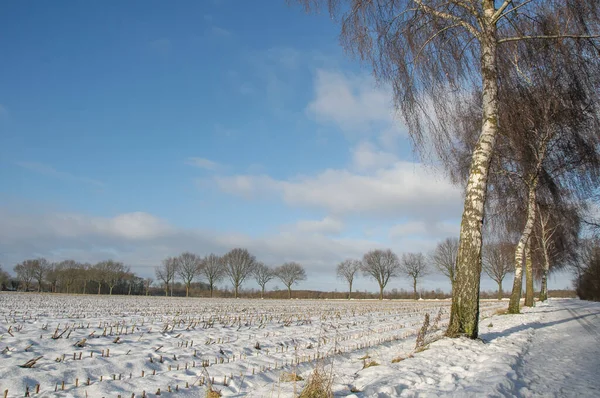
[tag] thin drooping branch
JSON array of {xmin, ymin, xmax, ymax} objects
[{"xmin": 498, "ymin": 34, "xmax": 600, "ymax": 44}]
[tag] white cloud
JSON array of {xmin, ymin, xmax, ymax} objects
[
  {"xmin": 351, "ymin": 141, "xmax": 398, "ymax": 171},
  {"xmin": 0, "ymin": 208, "xmax": 375, "ymax": 279},
  {"xmin": 215, "ymin": 161, "xmax": 462, "ymax": 221},
  {"xmin": 293, "ymin": 217, "xmax": 344, "ymax": 235},
  {"xmin": 16, "ymin": 162, "xmax": 104, "ymax": 188},
  {"xmin": 389, "ymin": 221, "xmax": 459, "ymax": 240},
  {"xmin": 186, "ymin": 157, "xmax": 220, "ymax": 171},
  {"xmin": 306, "ymin": 69, "xmax": 404, "ymax": 137},
  {"xmin": 0, "ymin": 211, "xmax": 171, "ymax": 242}
]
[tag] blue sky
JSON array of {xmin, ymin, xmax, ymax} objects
[{"xmin": 0, "ymin": 0, "xmax": 573, "ymax": 293}]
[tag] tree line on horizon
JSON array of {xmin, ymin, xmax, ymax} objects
[{"xmin": 3, "ymin": 238, "xmax": 590, "ymax": 300}]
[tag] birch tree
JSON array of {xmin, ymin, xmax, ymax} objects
[
  {"xmin": 431, "ymin": 238, "xmax": 459, "ymax": 289},
  {"xmin": 275, "ymin": 262, "xmax": 307, "ymax": 299},
  {"xmin": 336, "ymin": 259, "xmax": 362, "ymax": 299},
  {"xmin": 223, "ymin": 248, "xmax": 256, "ymax": 298},
  {"xmin": 253, "ymin": 262, "xmax": 274, "ymax": 299},
  {"xmin": 175, "ymin": 252, "xmax": 203, "ymax": 297},
  {"xmin": 361, "ymin": 249, "xmax": 400, "ymax": 300},
  {"xmin": 201, "ymin": 254, "xmax": 225, "ymax": 298},
  {"xmin": 295, "ymin": 0, "xmax": 600, "ymax": 338}
]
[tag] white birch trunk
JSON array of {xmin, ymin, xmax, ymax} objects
[
  {"xmin": 447, "ymin": 4, "xmax": 498, "ymax": 338},
  {"xmin": 524, "ymin": 242, "xmax": 534, "ymax": 307},
  {"xmin": 508, "ymin": 183, "xmax": 539, "ymax": 313}
]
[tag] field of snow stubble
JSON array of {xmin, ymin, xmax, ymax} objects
[{"xmin": 0, "ymin": 293, "xmax": 507, "ymax": 397}]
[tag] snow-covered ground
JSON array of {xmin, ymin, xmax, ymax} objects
[{"xmin": 0, "ymin": 294, "xmax": 597, "ymax": 397}]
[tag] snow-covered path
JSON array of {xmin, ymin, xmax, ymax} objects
[{"xmin": 516, "ymin": 299, "xmax": 600, "ymax": 397}]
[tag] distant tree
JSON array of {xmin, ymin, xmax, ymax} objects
[
  {"xmin": 401, "ymin": 253, "xmax": 429, "ymax": 300},
  {"xmin": 122, "ymin": 271, "xmax": 138, "ymax": 295},
  {"xmin": 483, "ymin": 243, "xmax": 514, "ymax": 300},
  {"xmin": 431, "ymin": 238, "xmax": 459, "ymax": 289},
  {"xmin": 201, "ymin": 254, "xmax": 224, "ymax": 298},
  {"xmin": 144, "ymin": 278, "xmax": 153, "ymax": 296},
  {"xmin": 32, "ymin": 258, "xmax": 50, "ymax": 292},
  {"xmin": 336, "ymin": 259, "xmax": 361, "ymax": 299},
  {"xmin": 274, "ymin": 262, "xmax": 306, "ymax": 299},
  {"xmin": 78, "ymin": 263, "xmax": 93, "ymax": 295},
  {"xmin": 253, "ymin": 262, "xmax": 274, "ymax": 299},
  {"xmin": 46, "ymin": 263, "xmax": 60, "ymax": 293},
  {"xmin": 14, "ymin": 260, "xmax": 37, "ymax": 291},
  {"xmin": 0, "ymin": 265, "xmax": 10, "ymax": 290},
  {"xmin": 361, "ymin": 249, "xmax": 400, "ymax": 300},
  {"xmin": 223, "ymin": 248, "xmax": 257, "ymax": 298},
  {"xmin": 175, "ymin": 252, "xmax": 203, "ymax": 297},
  {"xmin": 156, "ymin": 257, "xmax": 178, "ymax": 297},
  {"xmin": 56, "ymin": 260, "xmax": 79, "ymax": 294},
  {"xmin": 97, "ymin": 260, "xmax": 126, "ymax": 295}
]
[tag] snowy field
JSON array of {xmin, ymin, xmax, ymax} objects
[{"xmin": 1, "ymin": 294, "xmax": 598, "ymax": 397}]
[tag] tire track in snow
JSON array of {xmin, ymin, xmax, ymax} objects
[{"xmin": 564, "ymin": 305, "xmax": 600, "ymax": 343}]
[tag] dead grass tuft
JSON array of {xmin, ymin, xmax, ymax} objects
[
  {"xmin": 298, "ymin": 367, "xmax": 332, "ymax": 398},
  {"xmin": 494, "ymin": 308, "xmax": 508, "ymax": 316},
  {"xmin": 279, "ymin": 372, "xmax": 303, "ymax": 382},
  {"xmin": 391, "ymin": 353, "xmax": 414, "ymax": 363},
  {"xmin": 206, "ymin": 388, "xmax": 222, "ymax": 398},
  {"xmin": 362, "ymin": 360, "xmax": 379, "ymax": 369}
]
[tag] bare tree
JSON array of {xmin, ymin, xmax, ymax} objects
[
  {"xmin": 361, "ymin": 249, "xmax": 400, "ymax": 300},
  {"xmin": 46, "ymin": 263, "xmax": 60, "ymax": 293},
  {"xmin": 0, "ymin": 265, "xmax": 10, "ymax": 290},
  {"xmin": 78, "ymin": 263, "xmax": 93, "ymax": 295},
  {"xmin": 156, "ymin": 257, "xmax": 178, "ymax": 297},
  {"xmin": 201, "ymin": 254, "xmax": 224, "ymax": 298},
  {"xmin": 175, "ymin": 252, "xmax": 203, "ymax": 297},
  {"xmin": 401, "ymin": 253, "xmax": 429, "ymax": 300},
  {"xmin": 14, "ymin": 260, "xmax": 36, "ymax": 291},
  {"xmin": 483, "ymin": 243, "xmax": 514, "ymax": 300},
  {"xmin": 430, "ymin": 238, "xmax": 459, "ymax": 289},
  {"xmin": 274, "ymin": 262, "xmax": 307, "ymax": 299},
  {"xmin": 296, "ymin": 0, "xmax": 600, "ymax": 338},
  {"xmin": 253, "ymin": 262, "xmax": 274, "ymax": 299},
  {"xmin": 97, "ymin": 260, "xmax": 126, "ymax": 295},
  {"xmin": 223, "ymin": 248, "xmax": 256, "ymax": 298},
  {"xmin": 56, "ymin": 260, "xmax": 79, "ymax": 294},
  {"xmin": 336, "ymin": 259, "xmax": 361, "ymax": 299},
  {"xmin": 31, "ymin": 258, "xmax": 49, "ymax": 292},
  {"xmin": 144, "ymin": 278, "xmax": 153, "ymax": 296}
]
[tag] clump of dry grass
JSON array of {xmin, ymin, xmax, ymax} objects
[
  {"xmin": 495, "ymin": 308, "xmax": 509, "ymax": 316},
  {"xmin": 362, "ymin": 359, "xmax": 379, "ymax": 369},
  {"xmin": 298, "ymin": 367, "xmax": 333, "ymax": 398},
  {"xmin": 205, "ymin": 388, "xmax": 221, "ymax": 398},
  {"xmin": 279, "ymin": 372, "xmax": 303, "ymax": 382},
  {"xmin": 391, "ymin": 353, "xmax": 414, "ymax": 363}
]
